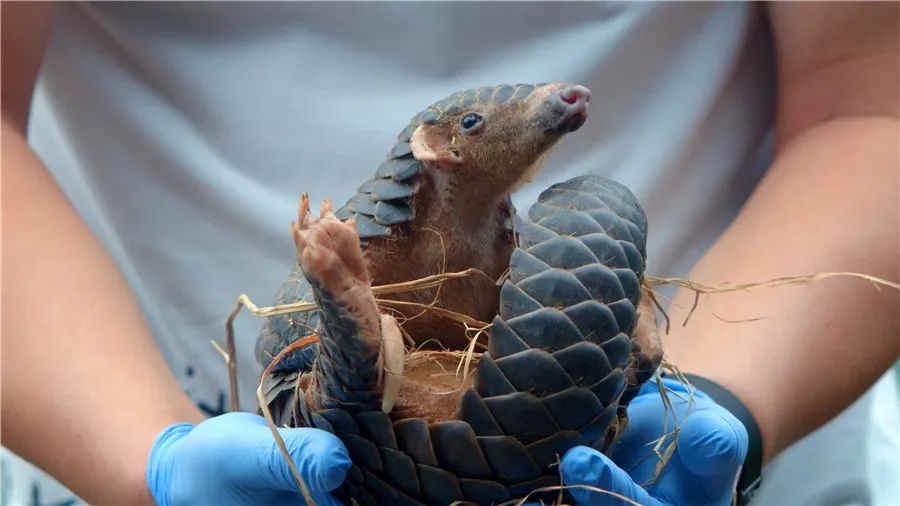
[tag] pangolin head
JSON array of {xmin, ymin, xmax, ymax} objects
[{"xmin": 408, "ymin": 83, "xmax": 591, "ymax": 192}]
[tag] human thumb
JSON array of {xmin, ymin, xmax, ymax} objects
[
  {"xmin": 257, "ymin": 424, "xmax": 351, "ymax": 495},
  {"xmin": 561, "ymin": 446, "xmax": 666, "ymax": 506}
]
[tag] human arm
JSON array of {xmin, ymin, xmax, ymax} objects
[
  {"xmin": 2, "ymin": 3, "xmax": 203, "ymax": 503},
  {"xmin": 562, "ymin": 2, "xmax": 898, "ymax": 503},
  {"xmin": 664, "ymin": 1, "xmax": 899, "ymax": 460},
  {"xmin": 1, "ymin": 3, "xmax": 349, "ymax": 504}
]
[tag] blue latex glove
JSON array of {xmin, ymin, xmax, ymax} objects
[
  {"xmin": 561, "ymin": 378, "xmax": 749, "ymax": 506},
  {"xmin": 147, "ymin": 412, "xmax": 350, "ymax": 506}
]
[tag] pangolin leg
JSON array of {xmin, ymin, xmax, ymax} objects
[{"xmin": 293, "ymin": 198, "xmax": 385, "ymax": 412}]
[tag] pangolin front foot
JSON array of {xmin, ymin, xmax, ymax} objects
[
  {"xmin": 293, "ymin": 194, "xmax": 380, "ymax": 345},
  {"xmin": 293, "ymin": 194, "xmax": 399, "ymax": 412}
]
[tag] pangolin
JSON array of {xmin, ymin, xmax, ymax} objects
[{"xmin": 255, "ymin": 83, "xmax": 662, "ymax": 505}]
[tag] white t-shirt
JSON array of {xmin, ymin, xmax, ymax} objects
[{"xmin": 3, "ymin": 3, "xmax": 897, "ymax": 505}]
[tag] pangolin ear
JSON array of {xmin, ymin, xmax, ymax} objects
[{"xmin": 410, "ymin": 125, "xmax": 463, "ymax": 168}]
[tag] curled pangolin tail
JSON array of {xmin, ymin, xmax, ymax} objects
[{"xmin": 459, "ymin": 174, "xmax": 652, "ymax": 454}]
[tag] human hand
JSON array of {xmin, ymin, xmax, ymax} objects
[
  {"xmin": 561, "ymin": 378, "xmax": 749, "ymax": 506},
  {"xmin": 147, "ymin": 412, "xmax": 350, "ymax": 506}
]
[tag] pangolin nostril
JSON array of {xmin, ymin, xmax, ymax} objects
[{"xmin": 559, "ymin": 85, "xmax": 591, "ymax": 105}]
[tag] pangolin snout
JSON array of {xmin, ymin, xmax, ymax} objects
[
  {"xmin": 558, "ymin": 84, "xmax": 591, "ymax": 105},
  {"xmin": 550, "ymin": 84, "xmax": 591, "ymax": 133}
]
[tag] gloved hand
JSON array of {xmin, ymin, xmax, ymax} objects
[
  {"xmin": 147, "ymin": 412, "xmax": 350, "ymax": 506},
  {"xmin": 561, "ymin": 378, "xmax": 749, "ymax": 506}
]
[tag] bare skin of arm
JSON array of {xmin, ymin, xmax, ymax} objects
[
  {"xmin": 665, "ymin": 2, "xmax": 900, "ymax": 461},
  {"xmin": 1, "ymin": 3, "xmax": 204, "ymax": 504}
]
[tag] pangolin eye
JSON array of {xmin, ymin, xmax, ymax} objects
[{"xmin": 460, "ymin": 113, "xmax": 484, "ymax": 134}]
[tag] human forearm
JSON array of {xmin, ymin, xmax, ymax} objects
[
  {"xmin": 1, "ymin": 123, "xmax": 205, "ymax": 504},
  {"xmin": 664, "ymin": 115, "xmax": 899, "ymax": 460}
]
